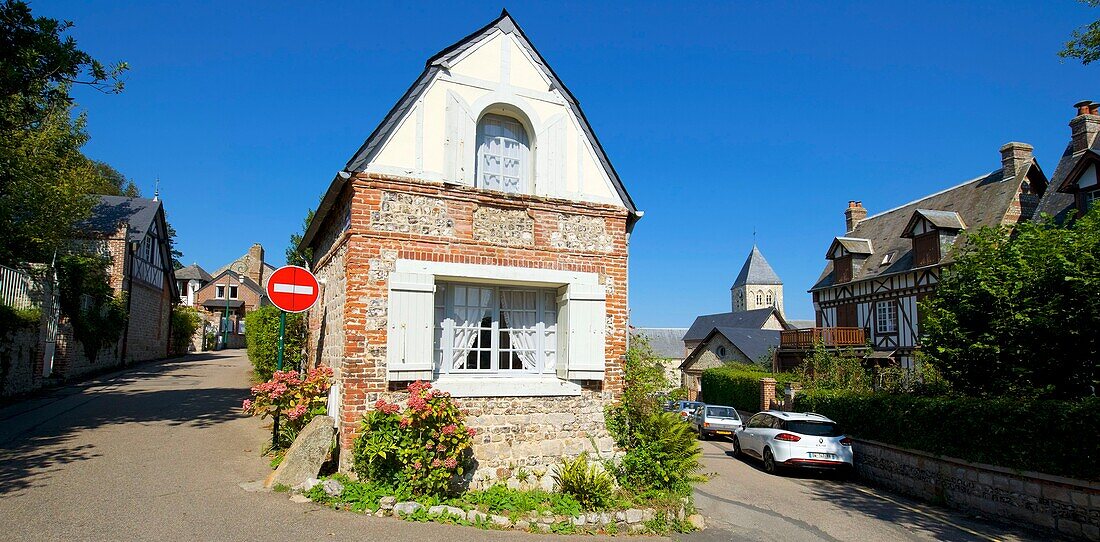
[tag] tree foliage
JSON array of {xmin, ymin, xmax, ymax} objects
[
  {"xmin": 286, "ymin": 208, "xmax": 315, "ymax": 268},
  {"xmin": 920, "ymin": 212, "xmax": 1100, "ymax": 398},
  {"xmin": 1060, "ymin": 0, "xmax": 1100, "ymax": 65},
  {"xmin": 0, "ymin": 1, "xmax": 129, "ymax": 265}
]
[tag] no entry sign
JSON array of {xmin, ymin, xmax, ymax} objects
[{"xmin": 266, "ymin": 265, "xmax": 320, "ymax": 313}]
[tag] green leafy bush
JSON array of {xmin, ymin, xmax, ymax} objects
[
  {"xmin": 244, "ymin": 305, "xmax": 305, "ymax": 380},
  {"xmin": 611, "ymin": 412, "xmax": 702, "ymax": 495},
  {"xmin": 551, "ymin": 453, "xmax": 614, "ymax": 511},
  {"xmin": 56, "ymin": 253, "xmax": 126, "ymax": 360},
  {"xmin": 0, "ymin": 304, "xmax": 40, "ymax": 337},
  {"xmin": 605, "ymin": 337, "xmax": 703, "ymax": 496},
  {"xmin": 796, "ymin": 390, "xmax": 1100, "ymax": 480},
  {"xmin": 921, "ymin": 212, "xmax": 1100, "ymax": 399},
  {"xmin": 458, "ymin": 483, "xmax": 582, "ymax": 517},
  {"xmin": 699, "ymin": 364, "xmax": 799, "ymax": 412},
  {"xmin": 352, "ymin": 381, "xmax": 475, "ymax": 497},
  {"xmin": 170, "ymin": 305, "xmax": 201, "ymax": 354},
  {"xmin": 797, "ymin": 344, "xmax": 871, "ymax": 392}
]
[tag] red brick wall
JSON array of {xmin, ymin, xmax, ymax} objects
[{"xmin": 308, "ymin": 173, "xmax": 631, "ymax": 456}]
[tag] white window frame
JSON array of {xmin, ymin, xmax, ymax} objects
[
  {"xmin": 434, "ymin": 282, "xmax": 557, "ymax": 376},
  {"xmin": 215, "ymin": 285, "xmax": 226, "ymax": 299},
  {"xmin": 876, "ymin": 300, "xmax": 898, "ymax": 334},
  {"xmin": 475, "ymin": 114, "xmax": 531, "ymax": 194},
  {"xmin": 1085, "ymin": 189, "xmax": 1099, "ymax": 209}
]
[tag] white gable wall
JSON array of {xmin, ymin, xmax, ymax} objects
[{"xmin": 367, "ymin": 31, "xmax": 624, "ymax": 208}]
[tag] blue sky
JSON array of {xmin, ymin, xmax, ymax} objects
[{"xmin": 39, "ymin": 0, "xmax": 1100, "ymax": 325}]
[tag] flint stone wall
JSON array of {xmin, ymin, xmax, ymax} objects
[
  {"xmin": 853, "ymin": 438, "xmax": 1099, "ymax": 541},
  {"xmin": 368, "ymin": 390, "xmax": 618, "ymax": 489},
  {"xmin": 549, "ymin": 215, "xmax": 613, "ymax": 253},
  {"xmin": 473, "ymin": 206, "xmax": 534, "ymax": 247},
  {"xmin": 370, "ymin": 191, "xmax": 454, "ymax": 237}
]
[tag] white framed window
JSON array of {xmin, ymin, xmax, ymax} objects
[
  {"xmin": 476, "ymin": 114, "xmax": 530, "ymax": 194},
  {"xmin": 876, "ymin": 300, "xmax": 898, "ymax": 334},
  {"xmin": 1085, "ymin": 189, "xmax": 1099, "ymax": 210},
  {"xmin": 215, "ymin": 285, "xmax": 226, "ymax": 299},
  {"xmin": 434, "ymin": 282, "xmax": 556, "ymax": 375}
]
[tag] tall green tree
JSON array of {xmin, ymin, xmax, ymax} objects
[
  {"xmin": 0, "ymin": 0, "xmax": 128, "ymax": 265},
  {"xmin": 920, "ymin": 211, "xmax": 1100, "ymax": 399},
  {"xmin": 285, "ymin": 208, "xmax": 315, "ymax": 268},
  {"xmin": 1060, "ymin": 0, "xmax": 1100, "ymax": 65}
]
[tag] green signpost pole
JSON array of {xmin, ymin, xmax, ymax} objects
[{"xmin": 272, "ymin": 310, "xmax": 286, "ymax": 449}]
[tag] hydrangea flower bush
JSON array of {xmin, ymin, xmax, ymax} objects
[
  {"xmin": 352, "ymin": 381, "xmax": 475, "ymax": 496},
  {"xmin": 242, "ymin": 366, "xmax": 333, "ymax": 447}
]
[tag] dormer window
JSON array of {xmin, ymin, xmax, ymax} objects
[
  {"xmin": 827, "ymin": 237, "xmax": 873, "ymax": 284},
  {"xmin": 476, "ymin": 114, "xmax": 530, "ymax": 194},
  {"xmin": 902, "ymin": 210, "xmax": 965, "ymax": 268}
]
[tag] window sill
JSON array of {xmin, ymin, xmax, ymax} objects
[{"xmin": 432, "ymin": 375, "xmax": 582, "ymax": 397}]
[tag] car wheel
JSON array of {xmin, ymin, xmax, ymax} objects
[
  {"xmin": 763, "ymin": 448, "xmax": 778, "ymax": 475},
  {"xmin": 732, "ymin": 436, "xmax": 742, "ymax": 456}
]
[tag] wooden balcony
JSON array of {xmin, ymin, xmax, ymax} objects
[{"xmin": 779, "ymin": 327, "xmax": 866, "ymax": 350}]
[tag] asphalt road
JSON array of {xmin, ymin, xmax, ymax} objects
[
  {"xmin": 684, "ymin": 437, "xmax": 1051, "ymax": 542},
  {"xmin": 0, "ymin": 351, "xmax": 1052, "ymax": 542}
]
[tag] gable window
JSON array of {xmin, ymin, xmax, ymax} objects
[
  {"xmin": 476, "ymin": 114, "xmax": 530, "ymax": 194},
  {"xmin": 229, "ymin": 285, "xmax": 239, "ymax": 299},
  {"xmin": 716, "ymin": 345, "xmax": 727, "ymax": 358},
  {"xmin": 755, "ymin": 292, "xmax": 762, "ymax": 305},
  {"xmin": 876, "ymin": 301, "xmax": 898, "ymax": 334},
  {"xmin": 1084, "ymin": 189, "xmax": 1100, "ymax": 213},
  {"xmin": 434, "ymin": 283, "xmax": 556, "ymax": 374},
  {"xmin": 215, "ymin": 285, "xmax": 226, "ymax": 299},
  {"xmin": 766, "ymin": 291, "xmax": 773, "ymax": 305},
  {"xmin": 913, "ymin": 232, "xmax": 940, "ymax": 267}
]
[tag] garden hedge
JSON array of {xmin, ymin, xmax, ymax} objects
[
  {"xmin": 244, "ymin": 305, "xmax": 305, "ymax": 380},
  {"xmin": 795, "ymin": 390, "xmax": 1100, "ymax": 480},
  {"xmin": 699, "ymin": 366, "xmax": 800, "ymax": 413}
]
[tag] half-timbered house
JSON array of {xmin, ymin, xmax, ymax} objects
[{"xmin": 778, "ymin": 143, "xmax": 1049, "ymax": 369}]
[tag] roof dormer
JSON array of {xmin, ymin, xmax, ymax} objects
[
  {"xmin": 901, "ymin": 209, "xmax": 965, "ymax": 267},
  {"xmin": 826, "ymin": 237, "xmax": 872, "ymax": 283},
  {"xmin": 1055, "ymin": 150, "xmax": 1100, "ymax": 217}
]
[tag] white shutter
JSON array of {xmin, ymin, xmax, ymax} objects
[
  {"xmin": 535, "ymin": 114, "xmax": 566, "ymax": 196},
  {"xmin": 556, "ymin": 283, "xmax": 606, "ymax": 381},
  {"xmin": 386, "ymin": 272, "xmax": 436, "ymax": 381},
  {"xmin": 444, "ymin": 91, "xmax": 476, "ymax": 186}
]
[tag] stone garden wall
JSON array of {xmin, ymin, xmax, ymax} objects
[{"xmin": 853, "ymin": 438, "xmax": 1099, "ymax": 541}]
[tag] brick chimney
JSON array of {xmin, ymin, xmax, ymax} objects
[
  {"xmin": 999, "ymin": 142, "xmax": 1033, "ymax": 181},
  {"xmin": 247, "ymin": 243, "xmax": 264, "ymax": 285},
  {"xmin": 1071, "ymin": 100, "xmax": 1100, "ymax": 153},
  {"xmin": 845, "ymin": 201, "xmax": 866, "ymax": 232}
]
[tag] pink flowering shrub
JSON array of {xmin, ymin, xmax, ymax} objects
[
  {"xmin": 352, "ymin": 381, "xmax": 475, "ymax": 496},
  {"xmin": 242, "ymin": 366, "xmax": 333, "ymax": 448}
]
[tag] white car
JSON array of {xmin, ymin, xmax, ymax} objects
[
  {"xmin": 733, "ymin": 411, "xmax": 853, "ymax": 474},
  {"xmin": 689, "ymin": 404, "xmax": 743, "ymax": 440}
]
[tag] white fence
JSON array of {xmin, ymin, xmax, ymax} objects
[{"xmin": 0, "ymin": 264, "xmax": 39, "ymax": 310}]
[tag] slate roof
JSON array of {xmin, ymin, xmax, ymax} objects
[
  {"xmin": 176, "ymin": 264, "xmax": 212, "ymax": 282},
  {"xmin": 631, "ymin": 328, "xmax": 689, "ymax": 359},
  {"xmin": 811, "ymin": 164, "xmax": 1037, "ymax": 291},
  {"xmin": 713, "ymin": 327, "xmax": 781, "ymax": 363},
  {"xmin": 788, "ymin": 319, "xmax": 816, "ymax": 330},
  {"xmin": 828, "ymin": 237, "xmax": 874, "ymax": 257},
  {"xmin": 84, "ymin": 196, "xmax": 162, "ymax": 242},
  {"xmin": 911, "ymin": 209, "xmax": 966, "ymax": 230},
  {"xmin": 1036, "ymin": 139, "xmax": 1100, "ymax": 224},
  {"xmin": 683, "ymin": 308, "xmax": 783, "ymax": 342},
  {"xmin": 302, "ymin": 10, "xmax": 639, "ymax": 249},
  {"xmin": 679, "ymin": 327, "xmax": 781, "ymax": 370},
  {"xmin": 731, "ymin": 245, "xmax": 782, "ymax": 287}
]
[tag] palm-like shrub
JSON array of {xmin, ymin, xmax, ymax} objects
[
  {"xmin": 615, "ymin": 412, "xmax": 701, "ymax": 495},
  {"xmin": 552, "ymin": 453, "xmax": 614, "ymax": 510}
]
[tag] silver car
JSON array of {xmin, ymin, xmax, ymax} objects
[{"xmin": 690, "ymin": 404, "xmax": 743, "ymax": 440}]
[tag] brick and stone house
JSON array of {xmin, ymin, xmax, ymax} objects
[
  {"xmin": 192, "ymin": 244, "xmax": 271, "ymax": 349},
  {"xmin": 1035, "ymin": 100, "xmax": 1100, "ymax": 224},
  {"xmin": 300, "ymin": 11, "xmax": 640, "ymax": 482}
]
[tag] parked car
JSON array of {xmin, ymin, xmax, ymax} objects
[
  {"xmin": 733, "ymin": 411, "xmax": 853, "ymax": 475},
  {"xmin": 668, "ymin": 400, "xmax": 704, "ymax": 418},
  {"xmin": 689, "ymin": 404, "xmax": 743, "ymax": 440}
]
